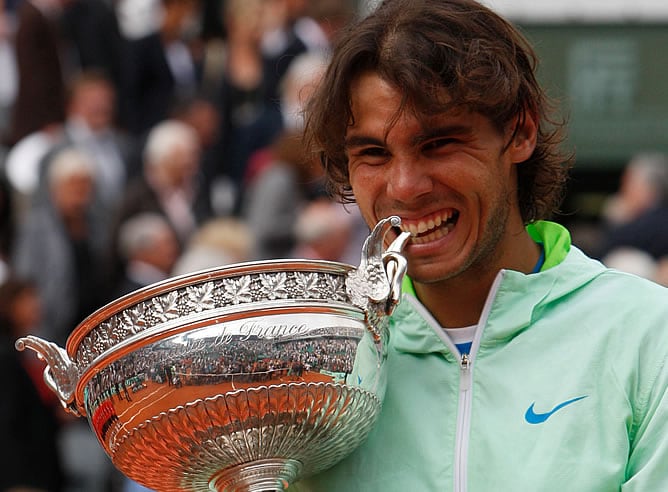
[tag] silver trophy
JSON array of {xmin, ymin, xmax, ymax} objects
[{"xmin": 16, "ymin": 216, "xmax": 410, "ymax": 492}]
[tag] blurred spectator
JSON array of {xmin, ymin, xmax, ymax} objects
[
  {"xmin": 277, "ymin": 50, "xmax": 328, "ymax": 132},
  {"xmin": 118, "ymin": 0, "xmax": 203, "ymax": 136},
  {"xmin": 3, "ymin": 123, "xmax": 64, "ymax": 218},
  {"xmin": 291, "ymin": 198, "xmax": 355, "ymax": 262},
  {"xmin": 170, "ymin": 94, "xmax": 228, "ymax": 214},
  {"xmin": 240, "ymin": 51, "xmax": 329, "ymax": 259},
  {"xmin": 172, "ymin": 216, "xmax": 255, "ymax": 275},
  {"xmin": 0, "ymin": 275, "xmax": 65, "ymax": 492},
  {"xmin": 109, "ymin": 119, "xmax": 212, "ymax": 288},
  {"xmin": 260, "ymin": 0, "xmax": 311, "ymax": 100},
  {"xmin": 206, "ymin": 0, "xmax": 284, "ymax": 207},
  {"xmin": 601, "ymin": 247, "xmax": 658, "ymax": 280},
  {"xmin": 113, "ymin": 212, "xmax": 181, "ymax": 297},
  {"xmin": 597, "ymin": 152, "xmax": 668, "ymax": 261},
  {"xmin": 115, "ymin": 0, "xmax": 162, "ymax": 41},
  {"xmin": 60, "ymin": 0, "xmax": 126, "ymax": 97},
  {"xmin": 6, "ymin": 0, "xmax": 68, "ymax": 146},
  {"xmin": 0, "ymin": 0, "xmax": 18, "ymax": 139},
  {"xmin": 11, "ymin": 146, "xmax": 111, "ymax": 347},
  {"xmin": 241, "ymin": 130, "xmax": 326, "ymax": 259},
  {"xmin": 261, "ymin": 0, "xmax": 355, "ymax": 89},
  {"xmin": 112, "ymin": 119, "xmax": 210, "ymax": 245},
  {"xmin": 36, "ymin": 70, "xmax": 141, "ymax": 225}
]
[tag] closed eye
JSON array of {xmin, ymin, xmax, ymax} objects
[
  {"xmin": 356, "ymin": 146, "xmax": 388, "ymax": 158},
  {"xmin": 422, "ymin": 137, "xmax": 458, "ymax": 152}
]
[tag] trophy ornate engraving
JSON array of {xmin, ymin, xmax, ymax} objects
[{"xmin": 16, "ymin": 216, "xmax": 410, "ymax": 492}]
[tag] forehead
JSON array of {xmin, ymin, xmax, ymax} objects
[{"xmin": 348, "ymin": 72, "xmax": 472, "ymax": 135}]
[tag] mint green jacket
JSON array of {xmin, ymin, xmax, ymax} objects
[{"xmin": 293, "ymin": 221, "xmax": 668, "ymax": 491}]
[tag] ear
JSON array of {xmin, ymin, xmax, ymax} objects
[{"xmin": 507, "ymin": 109, "xmax": 538, "ymax": 164}]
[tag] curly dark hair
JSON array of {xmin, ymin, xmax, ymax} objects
[{"xmin": 303, "ymin": 0, "xmax": 572, "ymax": 223}]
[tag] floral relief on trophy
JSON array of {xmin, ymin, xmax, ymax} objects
[{"xmin": 75, "ymin": 270, "xmax": 352, "ymax": 369}]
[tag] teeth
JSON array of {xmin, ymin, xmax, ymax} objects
[
  {"xmin": 399, "ymin": 211, "xmax": 456, "ymax": 237},
  {"xmin": 411, "ymin": 222, "xmax": 454, "ymax": 244}
]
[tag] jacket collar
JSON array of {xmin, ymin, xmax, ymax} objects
[{"xmin": 391, "ymin": 221, "xmax": 605, "ymax": 356}]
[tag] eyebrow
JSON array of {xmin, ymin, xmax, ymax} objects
[
  {"xmin": 344, "ymin": 124, "xmax": 474, "ymax": 150},
  {"xmin": 410, "ymin": 125, "xmax": 473, "ymax": 146},
  {"xmin": 343, "ymin": 135, "xmax": 385, "ymax": 149}
]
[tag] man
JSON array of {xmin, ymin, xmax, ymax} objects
[{"xmin": 293, "ymin": 0, "xmax": 668, "ymax": 490}]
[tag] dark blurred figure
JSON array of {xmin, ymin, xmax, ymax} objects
[
  {"xmin": 240, "ymin": 51, "xmax": 328, "ymax": 259},
  {"xmin": 0, "ymin": 276, "xmax": 65, "ymax": 492},
  {"xmin": 241, "ymin": 129, "xmax": 327, "ymax": 259},
  {"xmin": 6, "ymin": 0, "xmax": 68, "ymax": 146},
  {"xmin": 171, "ymin": 94, "xmax": 227, "ymax": 214},
  {"xmin": 597, "ymin": 152, "xmax": 668, "ymax": 262},
  {"xmin": 118, "ymin": 0, "xmax": 204, "ymax": 137},
  {"xmin": 11, "ymin": 146, "xmax": 111, "ymax": 347},
  {"xmin": 60, "ymin": 0, "xmax": 126, "ymax": 99},
  {"xmin": 261, "ymin": 0, "xmax": 355, "ymax": 101},
  {"xmin": 0, "ymin": 173, "xmax": 15, "ymax": 283}
]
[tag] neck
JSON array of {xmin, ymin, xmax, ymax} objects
[{"xmin": 413, "ymin": 229, "xmax": 540, "ymax": 328}]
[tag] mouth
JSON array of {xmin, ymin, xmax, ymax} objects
[{"xmin": 396, "ymin": 209, "xmax": 459, "ymax": 245}]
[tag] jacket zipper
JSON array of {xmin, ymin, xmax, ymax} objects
[
  {"xmin": 454, "ymin": 353, "xmax": 472, "ymax": 492},
  {"xmin": 452, "ymin": 271, "xmax": 505, "ymax": 492}
]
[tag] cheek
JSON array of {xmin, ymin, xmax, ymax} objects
[
  {"xmin": 348, "ymin": 168, "xmax": 380, "ymax": 220},
  {"xmin": 349, "ymin": 163, "xmax": 384, "ymax": 192}
]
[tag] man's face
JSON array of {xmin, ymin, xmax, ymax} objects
[
  {"xmin": 70, "ymin": 83, "xmax": 115, "ymax": 133},
  {"xmin": 345, "ymin": 72, "xmax": 531, "ymax": 285}
]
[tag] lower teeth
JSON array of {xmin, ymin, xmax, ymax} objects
[{"xmin": 411, "ymin": 223, "xmax": 453, "ymax": 244}]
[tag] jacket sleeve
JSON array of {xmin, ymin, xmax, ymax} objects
[{"xmin": 622, "ymin": 319, "xmax": 668, "ymax": 490}]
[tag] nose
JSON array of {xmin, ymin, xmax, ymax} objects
[{"xmin": 386, "ymin": 157, "xmax": 432, "ymax": 203}]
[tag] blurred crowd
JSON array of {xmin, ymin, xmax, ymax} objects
[
  {"xmin": 590, "ymin": 152, "xmax": 668, "ymax": 286},
  {"xmin": 0, "ymin": 0, "xmax": 366, "ymax": 491},
  {"xmin": 0, "ymin": 0, "xmax": 667, "ymax": 491}
]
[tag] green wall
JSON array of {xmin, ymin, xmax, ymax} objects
[{"xmin": 520, "ymin": 24, "xmax": 668, "ymax": 170}]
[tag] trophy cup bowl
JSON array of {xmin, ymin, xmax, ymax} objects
[{"xmin": 16, "ymin": 217, "xmax": 410, "ymax": 492}]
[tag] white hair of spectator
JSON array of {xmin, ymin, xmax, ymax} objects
[
  {"xmin": 602, "ymin": 247, "xmax": 658, "ymax": 280},
  {"xmin": 143, "ymin": 119, "xmax": 199, "ymax": 167},
  {"xmin": 117, "ymin": 213, "xmax": 172, "ymax": 261},
  {"xmin": 280, "ymin": 51, "xmax": 329, "ymax": 130},
  {"xmin": 627, "ymin": 152, "xmax": 668, "ymax": 202},
  {"xmin": 171, "ymin": 218, "xmax": 255, "ymax": 275},
  {"xmin": 294, "ymin": 200, "xmax": 354, "ymax": 244},
  {"xmin": 47, "ymin": 146, "xmax": 96, "ymax": 186}
]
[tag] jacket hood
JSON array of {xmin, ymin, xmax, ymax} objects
[{"xmin": 392, "ymin": 221, "xmax": 608, "ymax": 356}]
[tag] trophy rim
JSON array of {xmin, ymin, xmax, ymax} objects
[{"xmin": 66, "ymin": 258, "xmax": 355, "ymax": 358}]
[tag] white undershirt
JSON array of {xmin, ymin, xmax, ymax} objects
[{"xmin": 443, "ymin": 324, "xmax": 477, "ymax": 352}]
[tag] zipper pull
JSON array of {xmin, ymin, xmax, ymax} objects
[{"xmin": 459, "ymin": 353, "xmax": 472, "ymax": 392}]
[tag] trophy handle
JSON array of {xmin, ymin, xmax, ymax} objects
[
  {"xmin": 346, "ymin": 216, "xmax": 410, "ymax": 343},
  {"xmin": 383, "ymin": 230, "xmax": 411, "ymax": 313},
  {"xmin": 15, "ymin": 335, "xmax": 81, "ymax": 416}
]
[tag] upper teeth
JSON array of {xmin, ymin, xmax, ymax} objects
[{"xmin": 400, "ymin": 211, "xmax": 453, "ymax": 236}]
